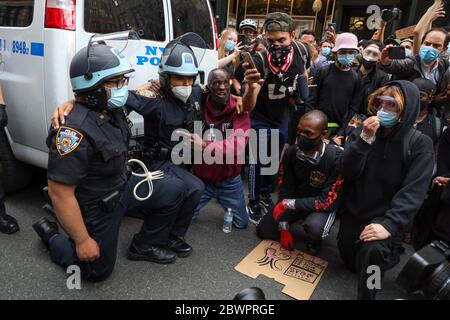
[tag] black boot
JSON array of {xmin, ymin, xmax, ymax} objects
[
  {"xmin": 32, "ymin": 217, "xmax": 59, "ymax": 246},
  {"xmin": 128, "ymin": 242, "xmax": 177, "ymax": 264},
  {"xmin": 0, "ymin": 214, "xmax": 19, "ymax": 234},
  {"xmin": 168, "ymin": 235, "xmax": 192, "ymax": 257}
]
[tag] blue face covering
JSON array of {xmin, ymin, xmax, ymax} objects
[
  {"xmin": 321, "ymin": 47, "xmax": 331, "ymax": 56},
  {"xmin": 225, "ymin": 40, "xmax": 235, "ymax": 52},
  {"xmin": 419, "ymin": 46, "xmax": 440, "ymax": 65},
  {"xmin": 377, "ymin": 110, "xmax": 398, "ymax": 128},
  {"xmin": 337, "ymin": 53, "xmax": 355, "ymax": 66},
  {"xmin": 107, "ymin": 86, "xmax": 129, "ymax": 109}
]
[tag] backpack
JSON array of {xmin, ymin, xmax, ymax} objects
[
  {"xmin": 256, "ymin": 40, "xmax": 310, "ymax": 80},
  {"xmin": 402, "ymin": 127, "xmax": 422, "ymax": 163}
]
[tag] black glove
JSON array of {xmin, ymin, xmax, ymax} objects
[{"xmin": 0, "ymin": 105, "xmax": 7, "ymax": 128}]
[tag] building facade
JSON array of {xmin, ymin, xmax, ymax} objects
[{"xmin": 210, "ymin": 0, "xmax": 449, "ymax": 40}]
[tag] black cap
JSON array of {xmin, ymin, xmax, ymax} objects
[
  {"xmin": 264, "ymin": 12, "xmax": 294, "ymax": 33},
  {"xmin": 412, "ymin": 78, "xmax": 436, "ymax": 95}
]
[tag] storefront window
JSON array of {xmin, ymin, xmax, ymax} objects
[
  {"xmin": 291, "ymin": 0, "xmax": 315, "ymax": 16},
  {"xmin": 268, "ymin": 0, "xmax": 292, "ymax": 14},
  {"xmin": 246, "ymin": 0, "xmax": 268, "ymax": 15}
]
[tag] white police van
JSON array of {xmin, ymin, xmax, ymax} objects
[{"xmin": 0, "ymin": 0, "xmax": 218, "ymax": 192}]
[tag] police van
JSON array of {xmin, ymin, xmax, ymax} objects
[{"xmin": 0, "ymin": 0, "xmax": 218, "ymax": 192}]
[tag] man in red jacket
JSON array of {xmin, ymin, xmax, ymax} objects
[{"xmin": 191, "ymin": 68, "xmax": 258, "ymax": 229}]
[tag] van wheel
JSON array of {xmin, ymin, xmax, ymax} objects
[{"xmin": 0, "ymin": 129, "xmax": 33, "ymax": 193}]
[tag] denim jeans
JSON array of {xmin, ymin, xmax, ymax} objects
[
  {"xmin": 248, "ymin": 117, "xmax": 288, "ymax": 205},
  {"xmin": 193, "ymin": 175, "xmax": 248, "ymax": 229}
]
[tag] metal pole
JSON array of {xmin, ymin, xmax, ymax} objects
[{"xmin": 331, "ymin": 0, "xmax": 336, "ymax": 21}]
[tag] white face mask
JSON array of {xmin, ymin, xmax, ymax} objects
[{"xmin": 171, "ymin": 86, "xmax": 192, "ymax": 103}]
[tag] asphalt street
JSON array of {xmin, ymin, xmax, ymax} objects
[{"xmin": 0, "ymin": 169, "xmax": 413, "ymax": 300}]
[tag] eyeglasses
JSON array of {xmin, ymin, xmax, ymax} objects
[
  {"xmin": 372, "ymin": 95, "xmax": 399, "ymax": 113},
  {"xmin": 104, "ymin": 77, "xmax": 129, "ymax": 89}
]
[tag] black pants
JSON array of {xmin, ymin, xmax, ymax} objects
[
  {"xmin": 256, "ymin": 209, "xmax": 336, "ymax": 241},
  {"xmin": 0, "ymin": 187, "xmax": 5, "ymax": 218},
  {"xmin": 337, "ymin": 216, "xmax": 400, "ymax": 300},
  {"xmin": 148, "ymin": 160, "xmax": 204, "ymax": 239},
  {"xmin": 48, "ymin": 174, "xmax": 185, "ymax": 282}
]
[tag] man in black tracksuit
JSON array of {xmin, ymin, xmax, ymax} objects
[
  {"xmin": 257, "ymin": 111, "xmax": 344, "ymax": 255},
  {"xmin": 338, "ymin": 80, "xmax": 434, "ymax": 300}
]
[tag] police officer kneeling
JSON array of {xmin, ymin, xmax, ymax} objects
[{"xmin": 32, "ymin": 44, "xmax": 187, "ymax": 282}]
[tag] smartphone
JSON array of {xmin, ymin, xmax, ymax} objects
[
  {"xmin": 327, "ymin": 22, "xmax": 336, "ymax": 33},
  {"xmin": 388, "ymin": 46, "xmax": 406, "ymax": 59},
  {"xmin": 237, "ymin": 34, "xmax": 247, "ymax": 45},
  {"xmin": 240, "ymin": 51, "xmax": 256, "ymax": 69}
]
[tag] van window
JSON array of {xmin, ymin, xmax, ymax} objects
[
  {"xmin": 0, "ymin": 0, "xmax": 33, "ymax": 27},
  {"xmin": 171, "ymin": 0, "xmax": 214, "ymax": 49},
  {"xmin": 84, "ymin": 0, "xmax": 165, "ymax": 41}
]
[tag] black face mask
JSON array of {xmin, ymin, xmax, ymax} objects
[
  {"xmin": 297, "ymin": 134, "xmax": 321, "ymax": 151},
  {"xmin": 361, "ymin": 57, "xmax": 377, "ymax": 69},
  {"xmin": 211, "ymin": 92, "xmax": 229, "ymax": 107},
  {"xmin": 268, "ymin": 44, "xmax": 292, "ymax": 67},
  {"xmin": 420, "ymin": 99, "xmax": 430, "ymax": 111}
]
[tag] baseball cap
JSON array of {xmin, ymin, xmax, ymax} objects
[{"xmin": 264, "ymin": 12, "xmax": 294, "ymax": 33}]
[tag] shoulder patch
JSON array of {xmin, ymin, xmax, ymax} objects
[
  {"xmin": 136, "ymin": 89, "xmax": 157, "ymax": 99},
  {"xmin": 56, "ymin": 126, "xmax": 84, "ymax": 156}
]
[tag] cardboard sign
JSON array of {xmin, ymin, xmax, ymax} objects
[
  {"xmin": 396, "ymin": 25, "xmax": 416, "ymax": 40},
  {"xmin": 235, "ymin": 240, "xmax": 328, "ymax": 300}
]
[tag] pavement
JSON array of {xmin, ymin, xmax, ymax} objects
[{"xmin": 0, "ymin": 169, "xmax": 413, "ymax": 300}]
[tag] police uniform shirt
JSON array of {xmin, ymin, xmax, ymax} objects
[
  {"xmin": 126, "ymin": 85, "xmax": 202, "ymax": 149},
  {"xmin": 47, "ymin": 103, "xmax": 130, "ymax": 205},
  {"xmin": 251, "ymin": 51, "xmax": 306, "ymax": 127}
]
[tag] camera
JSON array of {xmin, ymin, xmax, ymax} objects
[
  {"xmin": 381, "ymin": 8, "xmax": 402, "ymax": 22},
  {"xmin": 396, "ymin": 240, "xmax": 450, "ymax": 300}
]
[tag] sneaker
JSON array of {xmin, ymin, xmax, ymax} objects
[
  {"xmin": 247, "ymin": 203, "xmax": 263, "ymax": 225},
  {"xmin": 259, "ymin": 195, "xmax": 275, "ymax": 215}
]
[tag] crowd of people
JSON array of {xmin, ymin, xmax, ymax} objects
[{"xmin": 0, "ymin": 0, "xmax": 449, "ymax": 300}]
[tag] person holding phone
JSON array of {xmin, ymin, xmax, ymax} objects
[
  {"xmin": 242, "ymin": 12, "xmax": 310, "ymax": 225},
  {"xmin": 379, "ymin": 27, "xmax": 450, "ymax": 119}
]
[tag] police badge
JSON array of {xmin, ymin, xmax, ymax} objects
[{"xmin": 56, "ymin": 126, "xmax": 84, "ymax": 156}]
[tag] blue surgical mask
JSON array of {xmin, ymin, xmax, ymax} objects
[
  {"xmin": 337, "ymin": 53, "xmax": 355, "ymax": 66},
  {"xmin": 225, "ymin": 40, "xmax": 235, "ymax": 52},
  {"xmin": 446, "ymin": 43, "xmax": 450, "ymax": 56},
  {"xmin": 377, "ymin": 110, "xmax": 398, "ymax": 128},
  {"xmin": 321, "ymin": 47, "xmax": 331, "ymax": 56},
  {"xmin": 419, "ymin": 46, "xmax": 439, "ymax": 65},
  {"xmin": 107, "ymin": 86, "xmax": 129, "ymax": 109}
]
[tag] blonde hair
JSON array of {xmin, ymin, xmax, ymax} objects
[
  {"xmin": 368, "ymin": 85, "xmax": 405, "ymax": 118},
  {"xmin": 218, "ymin": 27, "xmax": 238, "ymax": 59},
  {"xmin": 218, "ymin": 27, "xmax": 241, "ymax": 74}
]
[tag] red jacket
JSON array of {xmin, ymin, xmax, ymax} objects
[{"xmin": 192, "ymin": 94, "xmax": 250, "ymax": 183}]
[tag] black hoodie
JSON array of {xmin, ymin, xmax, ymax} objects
[{"xmin": 338, "ymin": 80, "xmax": 434, "ymax": 239}]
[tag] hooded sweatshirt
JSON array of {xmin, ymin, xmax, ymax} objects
[
  {"xmin": 192, "ymin": 94, "xmax": 250, "ymax": 183},
  {"xmin": 338, "ymin": 80, "xmax": 435, "ymax": 239}
]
